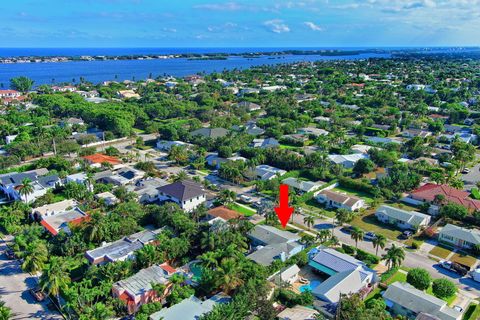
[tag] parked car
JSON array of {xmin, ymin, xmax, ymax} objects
[
  {"xmin": 29, "ymin": 288, "xmax": 46, "ymax": 302},
  {"xmin": 401, "ymin": 230, "xmax": 413, "ymax": 239},
  {"xmin": 364, "ymin": 232, "xmax": 377, "ymax": 240},
  {"xmin": 439, "ymin": 260, "xmax": 469, "ymax": 276},
  {"xmin": 462, "ymin": 168, "xmax": 470, "ymax": 174},
  {"xmin": 453, "ymin": 305, "xmax": 464, "ymax": 313}
]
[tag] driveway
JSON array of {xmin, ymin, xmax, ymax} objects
[{"xmin": 0, "ymin": 240, "xmax": 63, "ymax": 320}]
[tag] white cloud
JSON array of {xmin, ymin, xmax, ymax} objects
[
  {"xmin": 162, "ymin": 27, "xmax": 177, "ymax": 33},
  {"xmin": 304, "ymin": 21, "xmax": 323, "ymax": 31},
  {"xmin": 194, "ymin": 2, "xmax": 243, "ymax": 11},
  {"xmin": 263, "ymin": 19, "xmax": 290, "ymax": 33}
]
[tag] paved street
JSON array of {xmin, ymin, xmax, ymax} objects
[
  {"xmin": 0, "ymin": 239, "xmax": 63, "ymax": 320},
  {"xmin": 290, "ymin": 213, "xmax": 480, "ymax": 297},
  {"xmin": 461, "ymin": 162, "xmax": 480, "ymax": 190}
]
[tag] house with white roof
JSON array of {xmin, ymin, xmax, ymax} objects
[
  {"xmin": 439, "ymin": 224, "xmax": 480, "ymax": 250},
  {"xmin": 156, "ymin": 140, "xmax": 191, "ymax": 151},
  {"xmin": 251, "ymin": 138, "xmax": 279, "ymax": 149},
  {"xmin": 272, "ymin": 264, "xmax": 301, "ymax": 286},
  {"xmin": 375, "ymin": 205, "xmax": 431, "ymax": 231},
  {"xmin": 254, "ymin": 165, "xmax": 287, "ymax": 181},
  {"xmin": 316, "ymin": 189, "xmax": 366, "ymax": 212},
  {"xmin": 308, "ymin": 248, "xmax": 377, "ymax": 304},
  {"xmin": 282, "ymin": 177, "xmax": 324, "ymax": 193},
  {"xmin": 328, "ymin": 153, "xmax": 369, "ymax": 169}
]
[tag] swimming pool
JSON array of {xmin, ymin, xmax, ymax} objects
[
  {"xmin": 299, "ymin": 280, "xmax": 321, "ymax": 293},
  {"xmin": 190, "ymin": 263, "xmax": 202, "ymax": 282}
]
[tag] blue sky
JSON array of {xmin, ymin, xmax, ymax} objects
[{"xmin": 0, "ymin": 0, "xmax": 479, "ymax": 47}]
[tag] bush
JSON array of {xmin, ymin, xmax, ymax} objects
[
  {"xmin": 276, "ymin": 289, "xmax": 314, "ymax": 307},
  {"xmin": 342, "ymin": 244, "xmax": 356, "ymax": 255},
  {"xmin": 356, "ymin": 249, "xmax": 380, "ymax": 266},
  {"xmin": 411, "ymin": 241, "xmax": 420, "ymax": 250},
  {"xmin": 432, "ymin": 278, "xmax": 457, "ymax": 299},
  {"xmin": 406, "ymin": 268, "xmax": 431, "ymax": 290},
  {"xmin": 380, "ymin": 267, "xmax": 399, "ymax": 283}
]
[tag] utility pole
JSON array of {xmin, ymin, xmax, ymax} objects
[{"xmin": 52, "ymin": 138, "xmax": 57, "ymax": 155}]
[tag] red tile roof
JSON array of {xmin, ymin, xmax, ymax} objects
[
  {"xmin": 40, "ymin": 220, "xmax": 59, "ymax": 236},
  {"xmin": 410, "ymin": 183, "xmax": 480, "ymax": 211},
  {"xmin": 82, "ymin": 153, "xmax": 121, "ymax": 165},
  {"xmin": 160, "ymin": 263, "xmax": 176, "ymax": 275},
  {"xmin": 208, "ymin": 206, "xmax": 242, "ymax": 221}
]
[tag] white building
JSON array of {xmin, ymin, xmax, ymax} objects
[
  {"xmin": 157, "ymin": 180, "xmax": 206, "ymax": 212},
  {"xmin": 316, "ymin": 189, "xmax": 366, "ymax": 211}
]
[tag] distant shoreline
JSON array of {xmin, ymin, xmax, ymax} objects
[{"xmin": 0, "ymin": 49, "xmax": 384, "ymax": 64}]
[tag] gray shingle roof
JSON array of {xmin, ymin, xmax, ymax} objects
[
  {"xmin": 248, "ymin": 225, "xmax": 300, "ymax": 245},
  {"xmin": 383, "ymin": 282, "xmax": 461, "ymax": 320},
  {"xmin": 190, "ymin": 127, "xmax": 229, "ymax": 139},
  {"xmin": 440, "ymin": 224, "xmax": 480, "ymax": 245},
  {"xmin": 150, "ymin": 294, "xmax": 231, "ymax": 320},
  {"xmin": 157, "ymin": 180, "xmax": 205, "ymax": 202},
  {"xmin": 376, "ymin": 205, "xmax": 430, "ymax": 226}
]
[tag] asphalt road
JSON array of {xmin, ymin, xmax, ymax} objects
[
  {"xmin": 0, "ymin": 240, "xmax": 63, "ymax": 320},
  {"xmin": 291, "ymin": 213, "xmax": 480, "ymax": 298},
  {"xmin": 462, "ymin": 162, "xmax": 480, "ymax": 190}
]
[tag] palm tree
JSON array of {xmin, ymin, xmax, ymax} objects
[
  {"xmin": 350, "ymin": 227, "xmax": 364, "ymax": 249},
  {"xmin": 20, "ymin": 241, "xmax": 48, "ymax": 274},
  {"xmin": 198, "ymin": 251, "xmax": 219, "ymax": 269},
  {"xmin": 17, "ymin": 178, "xmax": 34, "ymax": 203},
  {"xmin": 135, "ymin": 244, "xmax": 157, "ymax": 269},
  {"xmin": 172, "ymin": 170, "xmax": 188, "ymax": 182},
  {"xmin": 82, "ymin": 212, "xmax": 105, "ymax": 243},
  {"xmin": 303, "ymin": 215, "xmax": 315, "ymax": 229},
  {"xmin": 372, "ymin": 234, "xmax": 387, "ymax": 256},
  {"xmin": 39, "ymin": 256, "xmax": 70, "ymax": 304},
  {"xmin": 316, "ymin": 229, "xmax": 331, "ymax": 243},
  {"xmin": 219, "ymin": 189, "xmax": 236, "ymax": 206},
  {"xmin": 383, "ymin": 244, "xmax": 406, "ymax": 270},
  {"xmin": 215, "ymin": 258, "xmax": 244, "ymax": 294}
]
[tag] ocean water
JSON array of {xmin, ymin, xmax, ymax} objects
[{"xmin": 0, "ymin": 48, "xmax": 391, "ymax": 86}]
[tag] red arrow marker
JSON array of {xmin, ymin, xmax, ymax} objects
[{"xmin": 274, "ymin": 184, "xmax": 294, "ymax": 228}]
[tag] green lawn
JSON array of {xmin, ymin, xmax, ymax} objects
[
  {"xmin": 300, "ymin": 199, "xmax": 336, "ymax": 218},
  {"xmin": 333, "ymin": 186, "xmax": 375, "ymax": 205},
  {"xmin": 364, "ymin": 287, "xmax": 382, "ymax": 304},
  {"xmin": 429, "ymin": 245, "xmax": 453, "ymax": 259},
  {"xmin": 385, "ymin": 270, "xmax": 407, "ymax": 285},
  {"xmin": 451, "ymin": 253, "xmax": 478, "ymax": 268},
  {"xmin": 229, "ymin": 203, "xmax": 256, "ymax": 217},
  {"xmin": 351, "ymin": 213, "xmax": 402, "ymax": 240},
  {"xmin": 463, "ymin": 303, "xmax": 480, "ymax": 320}
]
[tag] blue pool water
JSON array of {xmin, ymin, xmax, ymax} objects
[{"xmin": 299, "ymin": 280, "xmax": 321, "ymax": 292}]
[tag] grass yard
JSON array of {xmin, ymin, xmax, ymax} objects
[
  {"xmin": 385, "ymin": 270, "xmax": 407, "ymax": 285},
  {"xmin": 429, "ymin": 245, "xmax": 453, "ymax": 259},
  {"xmin": 364, "ymin": 287, "xmax": 382, "ymax": 304},
  {"xmin": 463, "ymin": 303, "xmax": 480, "ymax": 320},
  {"xmin": 229, "ymin": 203, "xmax": 256, "ymax": 217},
  {"xmin": 300, "ymin": 199, "xmax": 336, "ymax": 218},
  {"xmin": 350, "ymin": 213, "xmax": 403, "ymax": 240},
  {"xmin": 333, "ymin": 186, "xmax": 375, "ymax": 205},
  {"xmin": 451, "ymin": 253, "xmax": 478, "ymax": 268}
]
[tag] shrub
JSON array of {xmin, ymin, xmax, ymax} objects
[
  {"xmin": 277, "ymin": 289, "xmax": 314, "ymax": 307},
  {"xmin": 406, "ymin": 268, "xmax": 431, "ymax": 290},
  {"xmin": 356, "ymin": 249, "xmax": 380, "ymax": 266},
  {"xmin": 411, "ymin": 241, "xmax": 420, "ymax": 250},
  {"xmin": 432, "ymin": 278, "xmax": 457, "ymax": 299},
  {"xmin": 342, "ymin": 244, "xmax": 356, "ymax": 255}
]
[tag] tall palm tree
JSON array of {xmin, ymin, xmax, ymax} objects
[
  {"xmin": 316, "ymin": 229, "xmax": 331, "ymax": 243},
  {"xmin": 82, "ymin": 212, "xmax": 105, "ymax": 243},
  {"xmin": 198, "ymin": 251, "xmax": 219, "ymax": 269},
  {"xmin": 372, "ymin": 234, "xmax": 387, "ymax": 256},
  {"xmin": 17, "ymin": 178, "xmax": 34, "ymax": 203},
  {"xmin": 219, "ymin": 189, "xmax": 236, "ymax": 206},
  {"xmin": 350, "ymin": 227, "xmax": 364, "ymax": 249},
  {"xmin": 303, "ymin": 215, "xmax": 315, "ymax": 229},
  {"xmin": 215, "ymin": 258, "xmax": 244, "ymax": 294},
  {"xmin": 172, "ymin": 170, "xmax": 188, "ymax": 182},
  {"xmin": 135, "ymin": 244, "xmax": 158, "ymax": 269},
  {"xmin": 383, "ymin": 244, "xmax": 406, "ymax": 270},
  {"xmin": 39, "ymin": 256, "xmax": 70, "ymax": 304},
  {"xmin": 20, "ymin": 241, "xmax": 48, "ymax": 274}
]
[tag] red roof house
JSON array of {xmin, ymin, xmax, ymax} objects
[
  {"xmin": 409, "ymin": 183, "xmax": 480, "ymax": 211},
  {"xmin": 82, "ymin": 153, "xmax": 121, "ymax": 166}
]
